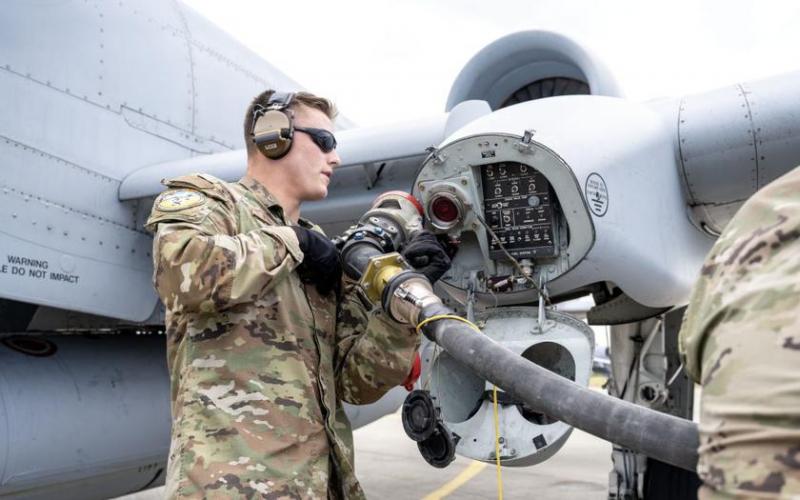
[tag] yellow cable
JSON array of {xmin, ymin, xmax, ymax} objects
[
  {"xmin": 415, "ymin": 314, "xmax": 504, "ymax": 500},
  {"xmin": 415, "ymin": 314, "xmax": 481, "ymax": 336},
  {"xmin": 492, "ymin": 385, "xmax": 504, "ymax": 500}
]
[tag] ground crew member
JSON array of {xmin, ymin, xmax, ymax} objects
[
  {"xmin": 680, "ymin": 166, "xmax": 800, "ymax": 498},
  {"xmin": 145, "ymin": 90, "xmax": 450, "ymax": 499}
]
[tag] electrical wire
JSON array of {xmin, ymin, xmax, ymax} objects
[
  {"xmin": 475, "ymin": 214, "xmax": 551, "ymax": 305},
  {"xmin": 666, "ymin": 362, "xmax": 685, "ymax": 387}
]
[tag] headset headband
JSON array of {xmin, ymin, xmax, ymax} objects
[{"xmin": 267, "ymin": 91, "xmax": 295, "ymax": 111}]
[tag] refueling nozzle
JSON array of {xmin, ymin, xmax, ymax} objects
[{"xmin": 337, "ymin": 191, "xmax": 445, "ymax": 325}]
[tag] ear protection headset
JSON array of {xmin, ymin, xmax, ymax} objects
[{"xmin": 251, "ymin": 91, "xmax": 296, "ymax": 159}]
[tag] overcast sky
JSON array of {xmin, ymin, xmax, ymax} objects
[{"xmin": 183, "ymin": 0, "xmax": 800, "ymax": 127}]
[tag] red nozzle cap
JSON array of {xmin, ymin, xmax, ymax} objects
[{"xmin": 375, "ymin": 191, "xmax": 424, "ymax": 216}]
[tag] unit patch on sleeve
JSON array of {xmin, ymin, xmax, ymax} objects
[{"xmin": 156, "ymin": 190, "xmax": 207, "ymax": 212}]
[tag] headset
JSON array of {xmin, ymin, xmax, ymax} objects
[{"xmin": 251, "ymin": 91, "xmax": 296, "ymax": 159}]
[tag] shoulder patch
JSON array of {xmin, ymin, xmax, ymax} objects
[{"xmin": 156, "ymin": 190, "xmax": 206, "ymax": 212}]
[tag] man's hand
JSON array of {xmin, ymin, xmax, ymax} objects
[
  {"xmin": 401, "ymin": 231, "xmax": 451, "ymax": 283},
  {"xmin": 291, "ymin": 226, "xmax": 342, "ymax": 296}
]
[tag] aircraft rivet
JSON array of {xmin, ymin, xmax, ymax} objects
[{"xmin": 461, "ymin": 179, "xmax": 468, "ymax": 185}]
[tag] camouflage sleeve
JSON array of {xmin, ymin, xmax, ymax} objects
[
  {"xmin": 679, "ymin": 165, "xmax": 800, "ymax": 383},
  {"xmin": 678, "ymin": 263, "xmax": 716, "ymax": 384},
  {"xmin": 148, "ymin": 194, "xmax": 303, "ymax": 313},
  {"xmin": 334, "ymin": 282, "xmax": 420, "ymax": 405}
]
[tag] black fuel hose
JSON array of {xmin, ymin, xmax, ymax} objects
[{"xmin": 417, "ymin": 302, "xmax": 700, "ymax": 472}]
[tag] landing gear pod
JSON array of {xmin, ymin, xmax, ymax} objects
[{"xmin": 421, "ymin": 307, "xmax": 594, "ymax": 466}]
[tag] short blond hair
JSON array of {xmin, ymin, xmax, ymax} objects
[{"xmin": 243, "ymin": 90, "xmax": 338, "ymax": 157}]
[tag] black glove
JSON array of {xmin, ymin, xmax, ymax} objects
[
  {"xmin": 401, "ymin": 231, "xmax": 451, "ymax": 283},
  {"xmin": 291, "ymin": 226, "xmax": 342, "ymax": 296}
]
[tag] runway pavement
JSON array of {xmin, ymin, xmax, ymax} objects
[
  {"xmin": 117, "ymin": 408, "xmax": 611, "ymax": 499},
  {"xmin": 354, "ymin": 410, "xmax": 610, "ymax": 499}
]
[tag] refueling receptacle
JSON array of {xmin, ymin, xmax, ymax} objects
[{"xmin": 413, "ymin": 133, "xmax": 595, "ymax": 307}]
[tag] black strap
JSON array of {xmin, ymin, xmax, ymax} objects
[{"xmin": 267, "ymin": 91, "xmax": 295, "ymax": 110}]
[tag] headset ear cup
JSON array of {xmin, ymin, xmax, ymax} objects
[{"xmin": 252, "ymin": 109, "xmax": 293, "ymax": 159}]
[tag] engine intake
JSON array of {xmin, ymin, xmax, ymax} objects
[{"xmin": 446, "ymin": 30, "xmax": 621, "ymax": 112}]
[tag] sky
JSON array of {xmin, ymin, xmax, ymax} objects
[{"xmin": 182, "ymin": 0, "xmax": 800, "ymax": 127}]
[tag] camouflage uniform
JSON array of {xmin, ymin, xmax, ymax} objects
[
  {"xmin": 680, "ymin": 166, "xmax": 800, "ymax": 499},
  {"xmin": 145, "ymin": 174, "xmax": 419, "ymax": 499}
]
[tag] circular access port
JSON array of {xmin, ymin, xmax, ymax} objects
[
  {"xmin": 428, "ymin": 192, "xmax": 463, "ymax": 230},
  {"xmin": 518, "ymin": 342, "xmax": 575, "ymax": 425},
  {"xmin": 1, "ymin": 336, "xmax": 58, "ymax": 357},
  {"xmin": 640, "ymin": 385, "xmax": 658, "ymax": 403}
]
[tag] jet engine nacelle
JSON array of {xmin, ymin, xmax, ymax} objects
[{"xmin": 446, "ymin": 31, "xmax": 622, "ymax": 112}]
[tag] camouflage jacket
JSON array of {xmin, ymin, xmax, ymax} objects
[
  {"xmin": 679, "ymin": 166, "xmax": 800, "ymax": 497},
  {"xmin": 145, "ymin": 174, "xmax": 419, "ymax": 499}
]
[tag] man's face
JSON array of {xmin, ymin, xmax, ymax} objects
[{"xmin": 282, "ymin": 105, "xmax": 340, "ymax": 201}]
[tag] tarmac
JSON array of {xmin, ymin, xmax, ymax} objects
[{"xmin": 117, "ymin": 406, "xmax": 611, "ymax": 499}]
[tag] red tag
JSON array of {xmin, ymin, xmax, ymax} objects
[{"xmin": 402, "ymin": 352, "xmax": 422, "ymax": 391}]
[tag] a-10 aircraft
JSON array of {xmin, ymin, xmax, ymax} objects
[{"xmin": 2, "ymin": 1, "xmax": 800, "ymax": 499}]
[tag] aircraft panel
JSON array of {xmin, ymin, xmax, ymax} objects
[
  {"xmin": 98, "ymin": 1, "xmax": 194, "ymax": 132},
  {"xmin": 0, "ymin": 193, "xmax": 155, "ymax": 322},
  {"xmin": 0, "ymin": 137, "xmax": 133, "ymax": 228},
  {"xmin": 678, "ymin": 84, "xmax": 759, "ymax": 205},
  {"xmin": 743, "ymin": 75, "xmax": 800, "ymax": 188},
  {"xmin": 189, "ymin": 44, "xmax": 268, "ymax": 150},
  {"xmin": 1, "ymin": 2, "xmax": 104, "ymax": 113},
  {"xmin": 179, "ymin": 3, "xmax": 299, "ymax": 90},
  {"xmin": 0, "ymin": 65, "xmax": 194, "ymax": 182},
  {"xmin": 0, "ymin": 334, "xmax": 169, "ymax": 498},
  {"xmin": 179, "ymin": 3, "xmax": 307, "ymax": 97}
]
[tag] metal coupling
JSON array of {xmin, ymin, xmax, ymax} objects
[
  {"xmin": 383, "ymin": 272, "xmax": 443, "ymax": 325},
  {"xmin": 358, "ymin": 253, "xmax": 409, "ymax": 305}
]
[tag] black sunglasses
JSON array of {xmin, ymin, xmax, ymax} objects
[{"xmin": 294, "ymin": 126, "xmax": 337, "ymax": 153}]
